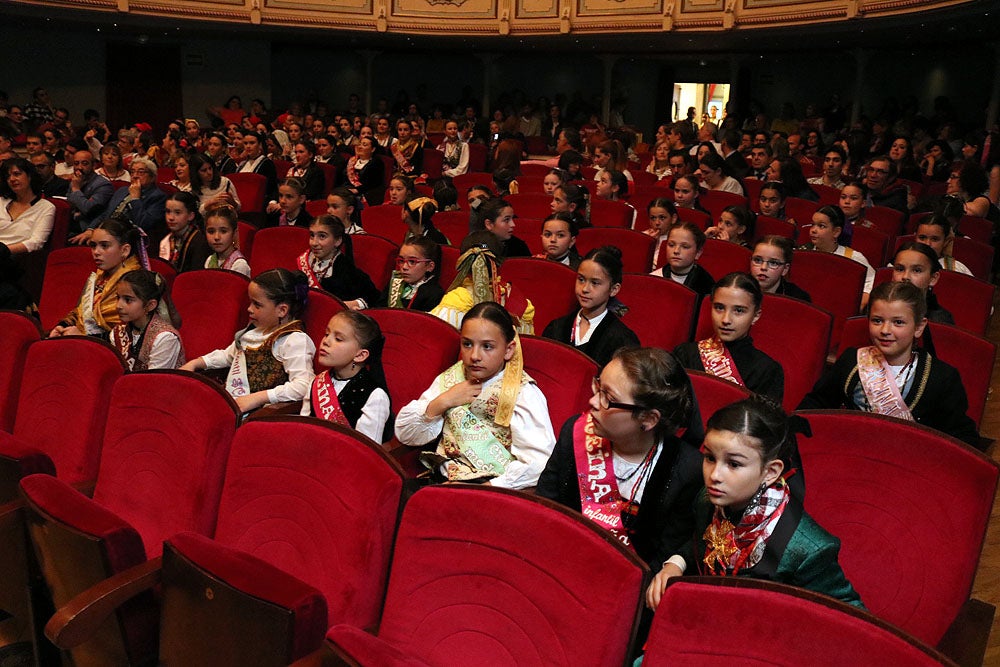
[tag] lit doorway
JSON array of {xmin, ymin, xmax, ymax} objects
[{"xmin": 672, "ymin": 83, "xmax": 731, "ymax": 124}]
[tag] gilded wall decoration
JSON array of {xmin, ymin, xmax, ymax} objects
[
  {"xmin": 681, "ymin": 0, "xmax": 723, "ymax": 12},
  {"xmin": 267, "ymin": 0, "xmax": 372, "ymax": 13},
  {"xmin": 393, "ymin": 0, "xmax": 497, "ymax": 18},
  {"xmin": 518, "ymin": 0, "xmax": 558, "ymax": 19},
  {"xmin": 577, "ymin": 0, "xmax": 661, "ymax": 16}
]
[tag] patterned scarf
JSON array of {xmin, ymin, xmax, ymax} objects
[{"xmin": 702, "ymin": 477, "xmax": 790, "ymax": 576}]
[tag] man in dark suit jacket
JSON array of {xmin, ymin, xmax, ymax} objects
[{"xmin": 721, "ymin": 128, "xmax": 749, "ymax": 180}]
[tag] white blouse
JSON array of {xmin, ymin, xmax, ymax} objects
[
  {"xmin": 0, "ymin": 197, "xmax": 55, "ymax": 253},
  {"xmin": 200, "ymin": 327, "xmax": 315, "ymax": 405}
]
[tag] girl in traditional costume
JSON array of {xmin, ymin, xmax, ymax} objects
[
  {"xmin": 203, "ymin": 204, "xmax": 251, "ymax": 277},
  {"xmin": 537, "ymin": 346, "xmax": 702, "ymax": 568},
  {"xmin": 431, "ymin": 230, "xmax": 535, "ymax": 334},
  {"xmin": 180, "ymin": 268, "xmax": 315, "ymax": 414},
  {"xmin": 159, "ymin": 191, "xmax": 211, "ymax": 273},
  {"xmin": 798, "ymin": 281, "xmax": 979, "ymax": 447},
  {"xmin": 674, "ymin": 272, "xmax": 784, "ymax": 402},
  {"xmin": 108, "ymin": 269, "xmax": 185, "ymax": 370},
  {"xmin": 301, "ymin": 310, "xmax": 392, "ymax": 443},
  {"xmin": 402, "ymin": 196, "xmax": 450, "ymax": 246},
  {"xmin": 649, "ymin": 221, "xmax": 714, "ymax": 297},
  {"xmin": 299, "ymin": 215, "xmax": 379, "ymax": 308},
  {"xmin": 395, "ymin": 301, "xmax": 555, "ymax": 489},
  {"xmin": 891, "ymin": 242, "xmax": 952, "ymax": 324},
  {"xmin": 644, "ymin": 396, "xmax": 862, "ymax": 613},
  {"xmin": 750, "ymin": 235, "xmax": 810, "ymax": 302},
  {"xmin": 705, "ymin": 205, "xmax": 753, "ymax": 247},
  {"xmin": 643, "ymin": 197, "xmax": 677, "ymax": 271},
  {"xmin": 50, "ymin": 219, "xmax": 145, "ymax": 338},
  {"xmin": 543, "ymin": 245, "xmax": 639, "ymax": 368}
]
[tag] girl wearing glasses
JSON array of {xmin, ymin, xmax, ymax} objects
[
  {"xmin": 750, "ymin": 236, "xmax": 810, "ymax": 302},
  {"xmin": 675, "ymin": 272, "xmax": 784, "ymax": 402},
  {"xmin": 372, "ymin": 237, "xmax": 444, "ymax": 311},
  {"xmin": 396, "ymin": 301, "xmax": 555, "ymax": 488},
  {"xmin": 300, "ymin": 215, "xmax": 379, "ymax": 308},
  {"xmin": 542, "ymin": 245, "xmax": 639, "ymax": 368},
  {"xmin": 537, "ymin": 347, "xmax": 702, "ymax": 572}
]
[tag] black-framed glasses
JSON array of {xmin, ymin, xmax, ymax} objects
[
  {"xmin": 751, "ymin": 256, "xmax": 787, "ymax": 269},
  {"xmin": 592, "ymin": 376, "xmax": 645, "ymax": 411}
]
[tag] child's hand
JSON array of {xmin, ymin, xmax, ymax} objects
[
  {"xmin": 645, "ymin": 562, "xmax": 683, "ymax": 611},
  {"xmin": 235, "ymin": 392, "xmax": 267, "ymax": 413},
  {"xmin": 266, "ymin": 201, "xmax": 281, "ymax": 214},
  {"xmin": 426, "ymin": 380, "xmax": 482, "ymax": 417},
  {"xmin": 705, "ymin": 226, "xmax": 730, "ymax": 241}
]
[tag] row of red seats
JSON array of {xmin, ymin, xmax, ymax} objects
[{"xmin": 0, "ymin": 333, "xmax": 993, "ymax": 664}]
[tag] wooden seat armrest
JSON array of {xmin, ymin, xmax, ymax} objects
[
  {"xmin": 0, "ymin": 498, "xmax": 26, "ymax": 529},
  {"xmin": 288, "ymin": 644, "xmax": 360, "ymax": 667},
  {"xmin": 44, "ymin": 556, "xmax": 164, "ymax": 649},
  {"xmin": 250, "ymin": 400, "xmax": 303, "ymax": 418},
  {"xmin": 936, "ymin": 598, "xmax": 995, "ymax": 667}
]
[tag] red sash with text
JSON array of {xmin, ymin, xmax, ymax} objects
[
  {"xmin": 310, "ymin": 371, "xmax": 350, "ymax": 426},
  {"xmin": 573, "ymin": 414, "xmax": 633, "ymax": 549},
  {"xmin": 697, "ymin": 336, "xmax": 746, "ymax": 387}
]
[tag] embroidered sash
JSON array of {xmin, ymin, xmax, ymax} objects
[
  {"xmin": 697, "ymin": 336, "xmax": 746, "ymax": 387},
  {"xmin": 208, "ymin": 249, "xmax": 247, "ymax": 271},
  {"xmin": 227, "ymin": 320, "xmax": 304, "ymax": 398},
  {"xmin": 392, "ymin": 140, "xmax": 414, "ymax": 173},
  {"xmin": 346, "ymin": 157, "xmax": 364, "ymax": 188},
  {"xmin": 310, "ymin": 371, "xmax": 350, "ymax": 425},
  {"xmin": 702, "ymin": 478, "xmax": 791, "ymax": 575},
  {"xmin": 856, "ymin": 346, "xmax": 914, "ymax": 421},
  {"xmin": 386, "ymin": 272, "xmax": 422, "ymax": 309},
  {"xmin": 297, "ymin": 251, "xmax": 331, "ymax": 289},
  {"xmin": 425, "ymin": 361, "xmax": 516, "ymax": 481},
  {"xmin": 573, "ymin": 414, "xmax": 633, "ymax": 548}
]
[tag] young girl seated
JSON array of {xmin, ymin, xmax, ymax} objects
[
  {"xmin": 644, "ymin": 198, "xmax": 678, "ymax": 271},
  {"xmin": 395, "ymin": 301, "xmax": 556, "ymax": 489},
  {"xmin": 403, "ymin": 196, "xmax": 450, "ymax": 246},
  {"xmin": 50, "ymin": 219, "xmax": 144, "ymax": 338},
  {"xmin": 480, "ymin": 197, "xmax": 530, "ymax": 258},
  {"xmin": 915, "ymin": 215, "xmax": 973, "ymax": 276},
  {"xmin": 542, "ymin": 245, "xmax": 639, "ymax": 368},
  {"xmin": 891, "ymin": 242, "xmax": 952, "ymax": 324},
  {"xmin": 203, "ymin": 204, "xmax": 251, "ymax": 277},
  {"xmin": 596, "ymin": 169, "xmax": 628, "ymax": 201},
  {"xmin": 802, "ymin": 205, "xmax": 874, "ymax": 308},
  {"xmin": 299, "ymin": 215, "xmax": 379, "ymax": 307},
  {"xmin": 705, "ymin": 205, "xmax": 753, "ymax": 246},
  {"xmin": 181, "ymin": 268, "xmax": 315, "ymax": 414},
  {"xmin": 268, "ymin": 177, "xmax": 313, "ymax": 227},
  {"xmin": 750, "ymin": 235, "xmax": 810, "ymax": 302},
  {"xmin": 160, "ymin": 191, "xmax": 211, "ymax": 273},
  {"xmin": 300, "ymin": 310, "xmax": 392, "ymax": 443},
  {"xmin": 542, "ymin": 168, "xmax": 568, "ymax": 196},
  {"xmin": 387, "ymin": 173, "xmax": 415, "ymax": 207},
  {"xmin": 837, "ymin": 182, "xmax": 873, "ymax": 246},
  {"xmin": 533, "ymin": 212, "xmax": 581, "ymax": 268},
  {"xmin": 327, "ymin": 188, "xmax": 364, "ymax": 234},
  {"xmin": 432, "ymin": 231, "xmax": 535, "ymax": 334},
  {"xmin": 377, "ymin": 236, "xmax": 444, "ymax": 311},
  {"xmin": 672, "ymin": 175, "xmax": 709, "ymax": 216},
  {"xmin": 109, "ymin": 269, "xmax": 185, "ymax": 370},
  {"xmin": 649, "ymin": 221, "xmax": 715, "ymax": 297},
  {"xmin": 645, "ymin": 396, "xmax": 862, "ymax": 613},
  {"xmin": 799, "ymin": 281, "xmax": 979, "ymax": 447},
  {"xmin": 675, "ymin": 272, "xmax": 784, "ymax": 402},
  {"xmin": 550, "ymin": 183, "xmax": 589, "ymax": 230},
  {"xmin": 757, "ymin": 181, "xmax": 793, "ymax": 224}
]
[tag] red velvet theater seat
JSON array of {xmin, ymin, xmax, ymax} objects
[
  {"xmin": 519, "ymin": 335, "xmax": 597, "ymax": 434},
  {"xmin": 171, "ymin": 269, "xmax": 251, "ymax": 361},
  {"xmin": 0, "ymin": 310, "xmax": 42, "ymax": 433},
  {"xmin": 642, "ymin": 577, "xmax": 953, "ymax": 666},
  {"xmin": 36, "ymin": 246, "xmax": 94, "ymax": 332},
  {"xmin": 618, "ymin": 273, "xmax": 698, "ymax": 351},
  {"xmin": 325, "ymin": 485, "xmax": 648, "ymax": 667},
  {"xmin": 250, "ymin": 226, "xmax": 311, "ymax": 273},
  {"xmin": 19, "ymin": 371, "xmax": 239, "ymax": 667},
  {"xmin": 795, "ymin": 410, "xmax": 999, "ymax": 665},
  {"xmin": 501, "ymin": 257, "xmax": 577, "ymax": 334},
  {"xmin": 687, "ymin": 369, "xmax": 751, "ymax": 432}
]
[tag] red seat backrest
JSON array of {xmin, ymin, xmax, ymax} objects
[
  {"xmin": 467, "ymin": 144, "xmax": 488, "ymax": 173},
  {"xmin": 302, "ymin": 288, "xmax": 346, "ymax": 373},
  {"xmin": 45, "ymin": 197, "xmax": 71, "ymax": 251},
  {"xmin": 810, "ymin": 183, "xmax": 842, "ymax": 206},
  {"xmin": 304, "ymin": 200, "xmax": 327, "ymax": 218},
  {"xmin": 91, "ymin": 371, "xmax": 239, "ymax": 557},
  {"xmin": 37, "ymin": 246, "xmax": 95, "ymax": 332},
  {"xmin": 157, "ymin": 167, "xmax": 176, "ymax": 183},
  {"xmin": 228, "ymin": 173, "xmax": 267, "ymax": 214},
  {"xmin": 744, "ymin": 179, "xmax": 763, "ymax": 211},
  {"xmin": 589, "ymin": 199, "xmax": 634, "ymax": 229},
  {"xmin": 422, "ymin": 148, "xmax": 444, "ymax": 180},
  {"xmin": 212, "ymin": 418, "xmax": 403, "ymax": 629},
  {"xmin": 433, "ymin": 210, "xmax": 469, "ymax": 247},
  {"xmin": 502, "ymin": 257, "xmax": 578, "ymax": 334},
  {"xmin": 237, "ymin": 221, "xmax": 257, "ymax": 262},
  {"xmin": 687, "ymin": 369, "xmax": 751, "ymax": 431},
  {"xmin": 698, "ymin": 239, "xmax": 752, "ymax": 283},
  {"xmin": 934, "ymin": 269, "xmax": 995, "ymax": 336},
  {"xmin": 368, "ymin": 486, "xmax": 647, "ymax": 666},
  {"xmin": 439, "ymin": 245, "xmax": 461, "ymax": 291},
  {"xmin": 519, "ymin": 163, "xmax": 552, "ymax": 178},
  {"xmin": 924, "ymin": 321, "xmax": 996, "ymax": 427},
  {"xmin": 784, "ymin": 196, "xmax": 820, "ymax": 227},
  {"xmin": 950, "ymin": 236, "xmax": 994, "ymax": 281},
  {"xmin": 619, "ymin": 273, "xmax": 697, "ymax": 351},
  {"xmin": 575, "ymin": 228, "xmax": 656, "ymax": 274},
  {"xmin": 677, "ymin": 207, "xmax": 711, "ymax": 230},
  {"xmin": 351, "ymin": 233, "xmax": 398, "ymax": 291},
  {"xmin": 366, "ymin": 309, "xmax": 460, "ymax": 410},
  {"xmin": 14, "ymin": 338, "xmax": 125, "ymax": 485},
  {"xmin": 148, "ymin": 257, "xmax": 177, "ymax": 291},
  {"xmin": 700, "ymin": 190, "xmax": 747, "ymax": 223},
  {"xmin": 788, "ymin": 250, "xmax": 865, "ymax": 351},
  {"xmin": 957, "ymin": 215, "xmax": 992, "ymax": 245},
  {"xmin": 273, "ymin": 159, "xmax": 292, "ymax": 179},
  {"xmin": 865, "ymin": 205, "xmax": 905, "ymax": 238},
  {"xmin": 360, "ymin": 204, "xmax": 405, "ymax": 245},
  {"xmin": 507, "ymin": 193, "xmax": 553, "ymax": 220},
  {"xmin": 851, "ymin": 225, "xmax": 890, "ymax": 268},
  {"xmin": 453, "ymin": 173, "xmax": 494, "ymax": 207},
  {"xmin": 249, "ymin": 226, "xmax": 310, "ymax": 273},
  {"xmin": 520, "ymin": 335, "xmax": 597, "ymax": 433},
  {"xmin": 643, "ymin": 577, "xmax": 953, "ymax": 667},
  {"xmin": 795, "ymin": 410, "xmax": 999, "ymax": 646},
  {"xmin": 752, "ymin": 214, "xmax": 796, "ymax": 244},
  {"xmin": 693, "ymin": 294, "xmax": 831, "ymax": 411},
  {"xmin": 0, "ymin": 311, "xmax": 41, "ymax": 432},
  {"xmin": 172, "ymin": 269, "xmax": 250, "ymax": 361}
]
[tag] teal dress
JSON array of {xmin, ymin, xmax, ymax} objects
[{"xmin": 689, "ymin": 490, "xmax": 864, "ymax": 608}]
